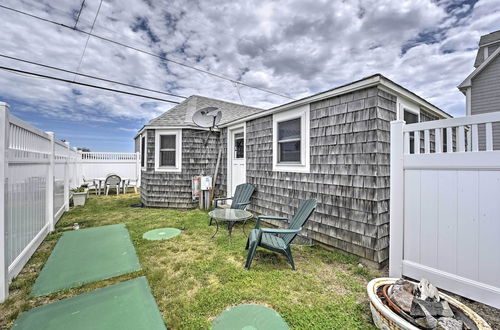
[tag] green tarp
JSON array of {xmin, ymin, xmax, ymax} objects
[
  {"xmin": 32, "ymin": 224, "xmax": 141, "ymax": 296},
  {"xmin": 14, "ymin": 277, "xmax": 166, "ymax": 330}
]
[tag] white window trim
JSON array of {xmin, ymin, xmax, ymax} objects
[
  {"xmin": 272, "ymin": 104, "xmax": 310, "ymax": 173},
  {"xmin": 140, "ymin": 133, "xmax": 147, "ymax": 170},
  {"xmin": 155, "ymin": 129, "xmax": 182, "ymax": 172},
  {"xmin": 226, "ymin": 123, "xmax": 246, "ymax": 198},
  {"xmin": 397, "ymin": 97, "xmax": 420, "ymax": 122}
]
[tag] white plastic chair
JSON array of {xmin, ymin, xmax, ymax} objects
[
  {"xmin": 105, "ymin": 174, "xmax": 121, "ymax": 195},
  {"xmin": 82, "ymin": 176, "xmax": 99, "ymax": 195},
  {"xmin": 123, "ymin": 178, "xmax": 139, "ymax": 194}
]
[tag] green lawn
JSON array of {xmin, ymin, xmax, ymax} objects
[{"xmin": 0, "ymin": 194, "xmax": 379, "ymax": 329}]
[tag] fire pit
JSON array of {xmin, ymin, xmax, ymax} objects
[{"xmin": 367, "ymin": 278, "xmax": 491, "ymax": 330}]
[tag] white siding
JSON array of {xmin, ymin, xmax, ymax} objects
[{"xmin": 471, "ymin": 53, "xmax": 500, "ymax": 149}]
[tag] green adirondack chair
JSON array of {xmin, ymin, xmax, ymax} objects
[
  {"xmin": 245, "ymin": 198, "xmax": 317, "ymax": 270},
  {"xmin": 210, "ymin": 183, "xmax": 255, "ymax": 225}
]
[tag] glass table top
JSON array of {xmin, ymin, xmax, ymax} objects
[{"xmin": 208, "ymin": 208, "xmax": 253, "ymax": 222}]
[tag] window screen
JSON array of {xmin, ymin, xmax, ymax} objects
[
  {"xmin": 160, "ymin": 135, "xmax": 176, "ymax": 166},
  {"xmin": 277, "ymin": 118, "xmax": 301, "ymax": 163},
  {"xmin": 404, "ymin": 110, "xmax": 418, "ymax": 124},
  {"xmin": 404, "ymin": 110, "xmax": 419, "ymax": 153}
]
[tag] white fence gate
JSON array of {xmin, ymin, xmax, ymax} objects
[
  {"xmin": 389, "ymin": 112, "xmax": 500, "ymax": 309},
  {"xmin": 0, "ymin": 102, "xmax": 140, "ymax": 302}
]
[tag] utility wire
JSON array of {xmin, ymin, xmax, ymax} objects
[
  {"xmin": 0, "ymin": 53, "xmax": 187, "ymax": 99},
  {"xmin": 73, "ymin": 0, "xmax": 86, "ymax": 29},
  {"xmin": 0, "ymin": 65, "xmax": 180, "ymax": 104},
  {"xmin": 0, "ymin": 4, "xmax": 295, "ymax": 101},
  {"xmin": 234, "ymin": 82, "xmax": 244, "ymax": 105},
  {"xmin": 74, "ymin": 0, "xmax": 103, "ymax": 79}
]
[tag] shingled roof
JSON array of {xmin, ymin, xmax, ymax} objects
[{"xmin": 147, "ymin": 95, "xmax": 265, "ymax": 128}]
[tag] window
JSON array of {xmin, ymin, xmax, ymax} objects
[
  {"xmin": 272, "ymin": 105, "xmax": 310, "ymax": 173},
  {"xmin": 278, "ymin": 118, "xmax": 301, "ymax": 163},
  {"xmin": 155, "ymin": 129, "xmax": 182, "ymax": 172},
  {"xmin": 404, "ymin": 109, "xmax": 419, "ymax": 154},
  {"xmin": 140, "ymin": 135, "xmax": 146, "ymax": 168},
  {"xmin": 404, "ymin": 110, "xmax": 418, "ymax": 124},
  {"xmin": 234, "ymin": 132, "xmax": 244, "ymax": 159},
  {"xmin": 160, "ymin": 135, "xmax": 176, "ymax": 166}
]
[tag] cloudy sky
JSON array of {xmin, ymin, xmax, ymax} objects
[{"xmin": 0, "ymin": 0, "xmax": 498, "ymax": 151}]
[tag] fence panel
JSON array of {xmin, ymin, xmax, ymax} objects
[
  {"xmin": 0, "ymin": 105, "xmax": 55, "ymax": 301},
  {"xmin": 0, "ymin": 103, "xmax": 141, "ymax": 302},
  {"xmin": 390, "ymin": 112, "xmax": 500, "ymax": 309},
  {"xmin": 54, "ymin": 140, "xmax": 67, "ymax": 221},
  {"xmin": 80, "ymin": 152, "xmax": 140, "ymax": 184}
]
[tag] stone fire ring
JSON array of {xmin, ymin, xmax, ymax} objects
[
  {"xmin": 143, "ymin": 228, "xmax": 181, "ymax": 241},
  {"xmin": 367, "ymin": 277, "xmax": 492, "ymax": 330}
]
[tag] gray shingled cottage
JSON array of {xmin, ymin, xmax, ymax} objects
[{"xmin": 135, "ymin": 74, "xmax": 451, "ymax": 267}]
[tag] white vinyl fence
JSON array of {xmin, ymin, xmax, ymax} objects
[
  {"xmin": 389, "ymin": 112, "xmax": 500, "ymax": 309},
  {"xmin": 0, "ymin": 102, "xmax": 140, "ymax": 302},
  {"xmin": 81, "ymin": 152, "xmax": 140, "ymax": 182}
]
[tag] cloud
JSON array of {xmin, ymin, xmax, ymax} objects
[{"xmin": 0, "ymin": 0, "xmax": 499, "ymax": 134}]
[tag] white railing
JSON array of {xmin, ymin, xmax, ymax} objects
[
  {"xmin": 0, "ymin": 102, "xmax": 140, "ymax": 302},
  {"xmin": 81, "ymin": 152, "xmax": 138, "ymax": 161},
  {"xmin": 390, "ymin": 112, "xmax": 500, "ymax": 309}
]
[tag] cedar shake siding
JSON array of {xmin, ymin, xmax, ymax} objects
[
  {"xmin": 237, "ymin": 86, "xmax": 397, "ymax": 264},
  {"xmin": 140, "ymin": 129, "xmax": 225, "ymax": 208},
  {"xmin": 136, "ymin": 77, "xmax": 447, "ymax": 266}
]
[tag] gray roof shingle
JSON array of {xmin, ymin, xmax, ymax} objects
[{"xmin": 148, "ymin": 95, "xmax": 265, "ymax": 128}]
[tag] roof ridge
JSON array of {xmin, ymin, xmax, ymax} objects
[{"xmin": 190, "ymin": 94, "xmax": 264, "ymax": 110}]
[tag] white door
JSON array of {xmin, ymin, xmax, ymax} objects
[{"xmin": 230, "ymin": 128, "xmax": 246, "ymax": 196}]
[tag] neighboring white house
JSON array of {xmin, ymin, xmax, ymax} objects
[{"xmin": 459, "ymin": 29, "xmax": 500, "ymax": 149}]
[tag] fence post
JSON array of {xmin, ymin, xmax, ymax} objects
[
  {"xmin": 389, "ymin": 120, "xmax": 405, "ymax": 278},
  {"xmin": 64, "ymin": 142, "xmax": 70, "ymax": 211},
  {"xmin": 0, "ymin": 103, "xmax": 9, "ymax": 302},
  {"xmin": 135, "ymin": 152, "xmax": 140, "ymax": 187},
  {"xmin": 72, "ymin": 147, "xmax": 78, "ymax": 188},
  {"xmin": 46, "ymin": 132, "xmax": 55, "ymax": 232},
  {"xmin": 77, "ymin": 150, "xmax": 83, "ymax": 186}
]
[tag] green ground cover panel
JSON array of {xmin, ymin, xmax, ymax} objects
[
  {"xmin": 13, "ymin": 277, "xmax": 166, "ymax": 330},
  {"xmin": 32, "ymin": 224, "xmax": 141, "ymax": 297},
  {"xmin": 143, "ymin": 227, "xmax": 181, "ymax": 241},
  {"xmin": 212, "ymin": 304, "xmax": 289, "ymax": 330}
]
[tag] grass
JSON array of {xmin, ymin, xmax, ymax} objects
[{"xmin": 0, "ymin": 193, "xmax": 380, "ymax": 329}]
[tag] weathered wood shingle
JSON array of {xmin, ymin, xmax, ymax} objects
[
  {"xmin": 141, "ymin": 129, "xmax": 225, "ymax": 208},
  {"xmin": 237, "ymin": 86, "xmax": 397, "ymax": 264}
]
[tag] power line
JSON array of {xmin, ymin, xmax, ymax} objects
[
  {"xmin": 234, "ymin": 82, "xmax": 244, "ymax": 105},
  {"xmin": 73, "ymin": 0, "xmax": 86, "ymax": 29},
  {"xmin": 0, "ymin": 65, "xmax": 180, "ymax": 104},
  {"xmin": 0, "ymin": 4, "xmax": 296, "ymax": 101},
  {"xmin": 0, "ymin": 53, "xmax": 187, "ymax": 99},
  {"xmin": 74, "ymin": 0, "xmax": 103, "ymax": 78}
]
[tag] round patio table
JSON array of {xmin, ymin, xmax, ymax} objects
[{"xmin": 208, "ymin": 209, "xmax": 253, "ymax": 238}]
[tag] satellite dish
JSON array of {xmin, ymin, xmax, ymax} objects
[{"xmin": 192, "ymin": 107, "xmax": 222, "ymax": 128}]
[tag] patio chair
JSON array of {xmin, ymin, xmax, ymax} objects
[
  {"xmin": 123, "ymin": 177, "xmax": 139, "ymax": 194},
  {"xmin": 105, "ymin": 174, "xmax": 122, "ymax": 195},
  {"xmin": 82, "ymin": 176, "xmax": 99, "ymax": 195},
  {"xmin": 245, "ymin": 198, "xmax": 317, "ymax": 270},
  {"xmin": 210, "ymin": 183, "xmax": 255, "ymax": 225}
]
